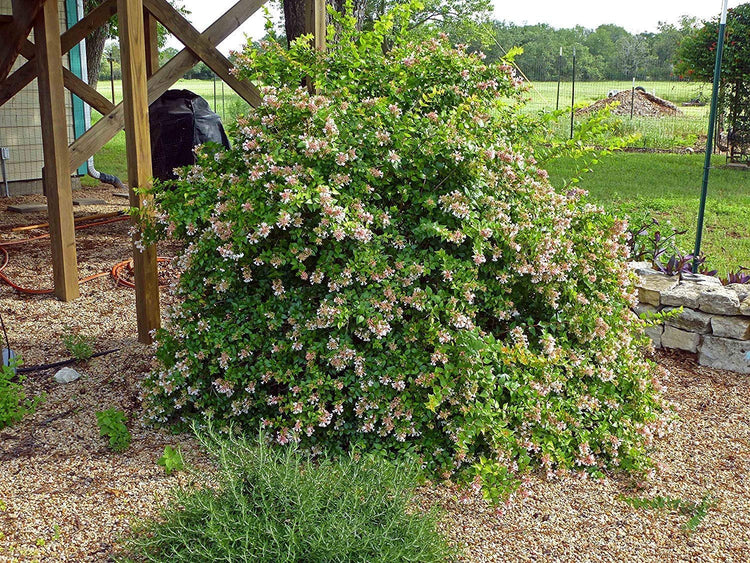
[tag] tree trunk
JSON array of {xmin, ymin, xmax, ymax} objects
[
  {"xmin": 284, "ymin": 0, "xmax": 367, "ymax": 46},
  {"xmin": 283, "ymin": 0, "xmax": 308, "ymax": 47},
  {"xmin": 86, "ymin": 24, "xmax": 108, "ymax": 88},
  {"xmin": 331, "ymin": 0, "xmax": 366, "ymax": 29}
]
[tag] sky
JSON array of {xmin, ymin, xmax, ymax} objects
[{"xmin": 169, "ymin": 0, "xmax": 744, "ymax": 55}]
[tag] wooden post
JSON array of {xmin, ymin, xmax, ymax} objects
[
  {"xmin": 144, "ymin": 9, "xmax": 159, "ymax": 77},
  {"xmin": 35, "ymin": 0, "xmax": 79, "ymax": 301},
  {"xmin": 118, "ymin": 0, "xmax": 160, "ymax": 343},
  {"xmin": 304, "ymin": 0, "xmax": 325, "ymax": 93},
  {"xmin": 306, "ymin": 0, "xmax": 326, "ymax": 51}
]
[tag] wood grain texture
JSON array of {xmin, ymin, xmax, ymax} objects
[
  {"xmin": 68, "ymin": 0, "xmax": 267, "ymax": 172},
  {"xmin": 144, "ymin": 0, "xmax": 261, "ymax": 106},
  {"xmin": 0, "ymin": 0, "xmax": 117, "ymax": 107},
  {"xmin": 62, "ymin": 67, "xmax": 116, "ymax": 115},
  {"xmin": 118, "ymin": 0, "xmax": 160, "ymax": 343},
  {"xmin": 35, "ymin": 0, "xmax": 80, "ymax": 301},
  {"xmin": 144, "ymin": 9, "xmax": 159, "ymax": 77},
  {"xmin": 0, "ymin": 0, "xmax": 44, "ymax": 81}
]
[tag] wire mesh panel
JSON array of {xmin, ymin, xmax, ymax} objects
[
  {"xmin": 519, "ymin": 66, "xmax": 710, "ymax": 150},
  {"xmin": 0, "ymin": 0, "xmax": 77, "ymax": 194}
]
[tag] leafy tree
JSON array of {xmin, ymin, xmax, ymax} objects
[
  {"xmin": 675, "ymin": 3, "xmax": 750, "ymax": 138},
  {"xmin": 675, "ymin": 3, "xmax": 750, "ymax": 83},
  {"xmin": 614, "ymin": 35, "xmax": 655, "ymax": 79},
  {"xmin": 279, "ymin": 0, "xmax": 489, "ymax": 47}
]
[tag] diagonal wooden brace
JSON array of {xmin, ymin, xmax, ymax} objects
[
  {"xmin": 68, "ymin": 0, "xmax": 267, "ymax": 173},
  {"xmin": 0, "ymin": 0, "xmax": 45, "ymax": 81},
  {"xmin": 0, "ymin": 0, "xmax": 117, "ymax": 107},
  {"xmin": 143, "ymin": 0, "xmax": 261, "ymax": 108},
  {"xmin": 18, "ymin": 38, "xmax": 115, "ymax": 116}
]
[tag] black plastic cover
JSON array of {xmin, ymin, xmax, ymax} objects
[{"xmin": 149, "ymin": 89, "xmax": 230, "ymax": 181}]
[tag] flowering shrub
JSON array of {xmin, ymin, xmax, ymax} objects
[{"xmin": 141, "ymin": 6, "xmax": 665, "ymax": 503}]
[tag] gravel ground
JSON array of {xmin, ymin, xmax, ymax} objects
[
  {"xmin": 1, "ymin": 187, "xmax": 749, "ymax": 562},
  {"xmin": 419, "ymin": 350, "xmax": 750, "ymax": 562}
]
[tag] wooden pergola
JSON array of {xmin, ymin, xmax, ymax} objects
[{"xmin": 0, "ymin": 0, "xmax": 325, "ymax": 343}]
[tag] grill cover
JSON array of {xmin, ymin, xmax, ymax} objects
[{"xmin": 149, "ymin": 89, "xmax": 230, "ymax": 181}]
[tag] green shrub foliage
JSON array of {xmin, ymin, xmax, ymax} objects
[{"xmin": 142, "ymin": 6, "xmax": 665, "ymax": 502}]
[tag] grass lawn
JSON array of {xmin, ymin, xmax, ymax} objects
[
  {"xmin": 526, "ymin": 80, "xmax": 710, "ymax": 109},
  {"xmin": 546, "ymin": 152, "xmax": 750, "ymax": 275}
]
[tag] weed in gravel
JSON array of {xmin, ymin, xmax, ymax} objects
[
  {"xmin": 620, "ymin": 493, "xmax": 716, "ymax": 530},
  {"xmin": 117, "ymin": 428, "xmax": 454, "ymax": 562},
  {"xmin": 95, "ymin": 408, "xmax": 132, "ymax": 452},
  {"xmin": 157, "ymin": 445, "xmax": 184, "ymax": 475},
  {"xmin": 62, "ymin": 326, "xmax": 94, "ymax": 361},
  {"xmin": 0, "ymin": 358, "xmax": 43, "ymax": 430}
]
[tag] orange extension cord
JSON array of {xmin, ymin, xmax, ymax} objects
[{"xmin": 0, "ymin": 214, "xmax": 167, "ymax": 294}]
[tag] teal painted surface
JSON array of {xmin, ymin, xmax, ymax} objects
[{"xmin": 65, "ymin": 0, "xmax": 87, "ymax": 176}]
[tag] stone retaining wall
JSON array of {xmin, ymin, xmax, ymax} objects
[{"xmin": 630, "ymin": 262, "xmax": 750, "ymax": 374}]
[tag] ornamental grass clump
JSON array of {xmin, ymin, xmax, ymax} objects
[
  {"xmin": 141, "ymin": 5, "xmax": 666, "ymax": 502},
  {"xmin": 117, "ymin": 428, "xmax": 453, "ymax": 562}
]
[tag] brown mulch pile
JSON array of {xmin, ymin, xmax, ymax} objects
[
  {"xmin": 1, "ymin": 187, "xmax": 749, "ymax": 561},
  {"xmin": 577, "ymin": 90, "xmax": 684, "ymax": 118}
]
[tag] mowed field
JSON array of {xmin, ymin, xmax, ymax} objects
[{"xmin": 96, "ymin": 78, "xmax": 247, "ymax": 121}]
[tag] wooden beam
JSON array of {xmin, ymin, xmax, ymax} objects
[
  {"xmin": 118, "ymin": 0, "xmax": 160, "ymax": 343},
  {"xmin": 144, "ymin": 0, "xmax": 261, "ymax": 106},
  {"xmin": 0, "ymin": 57, "xmax": 36, "ymax": 107},
  {"xmin": 35, "ymin": 0, "xmax": 79, "ymax": 301},
  {"xmin": 16, "ymin": 38, "xmax": 115, "ymax": 116},
  {"xmin": 63, "ymin": 67, "xmax": 115, "ymax": 115},
  {"xmin": 144, "ymin": 9, "xmax": 159, "ymax": 77},
  {"xmin": 61, "ymin": 0, "xmax": 117, "ymax": 53},
  {"xmin": 0, "ymin": 0, "xmax": 117, "ymax": 108},
  {"xmin": 69, "ymin": 0, "xmax": 266, "ymax": 172},
  {"xmin": 0, "ymin": 0, "xmax": 44, "ymax": 81}
]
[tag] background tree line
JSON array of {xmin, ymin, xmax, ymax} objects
[
  {"xmin": 467, "ymin": 16, "xmax": 700, "ymax": 82},
  {"xmin": 95, "ymin": 0, "xmax": 742, "ymax": 85}
]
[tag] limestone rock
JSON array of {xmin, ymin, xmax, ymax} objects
[
  {"xmin": 636, "ymin": 273, "xmax": 679, "ymax": 306},
  {"xmin": 662, "ymin": 307, "xmax": 712, "ymax": 334},
  {"xmin": 742, "ymin": 297, "xmax": 750, "ymax": 316},
  {"xmin": 661, "ymin": 325, "xmax": 701, "ymax": 353},
  {"xmin": 725, "ymin": 284, "xmax": 750, "ymax": 302},
  {"xmin": 661, "ymin": 282, "xmax": 703, "ymax": 309},
  {"xmin": 699, "ymin": 336, "xmax": 750, "ymax": 374},
  {"xmin": 697, "ymin": 286, "xmax": 741, "ymax": 315},
  {"xmin": 634, "ymin": 303, "xmax": 659, "ymax": 318},
  {"xmin": 644, "ymin": 324, "xmax": 663, "ymax": 348},
  {"xmin": 54, "ymin": 367, "xmax": 81, "ymax": 383},
  {"xmin": 681, "ymin": 272, "xmax": 722, "ymax": 286},
  {"xmin": 711, "ymin": 316, "xmax": 750, "ymax": 340}
]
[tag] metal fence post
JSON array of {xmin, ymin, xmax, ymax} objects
[{"xmin": 693, "ymin": 0, "xmax": 729, "ymax": 273}]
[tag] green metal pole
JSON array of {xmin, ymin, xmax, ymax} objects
[
  {"xmin": 569, "ymin": 47, "xmax": 576, "ymax": 139},
  {"xmin": 556, "ymin": 47, "xmax": 562, "ymax": 111},
  {"xmin": 693, "ymin": 0, "xmax": 729, "ymax": 273}
]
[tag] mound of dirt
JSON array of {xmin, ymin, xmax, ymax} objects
[{"xmin": 577, "ymin": 89, "xmax": 683, "ymax": 118}]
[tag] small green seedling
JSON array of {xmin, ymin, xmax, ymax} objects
[
  {"xmin": 62, "ymin": 326, "xmax": 94, "ymax": 361},
  {"xmin": 96, "ymin": 408, "xmax": 131, "ymax": 452},
  {"xmin": 157, "ymin": 445, "xmax": 185, "ymax": 475},
  {"xmin": 620, "ymin": 493, "xmax": 716, "ymax": 531}
]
